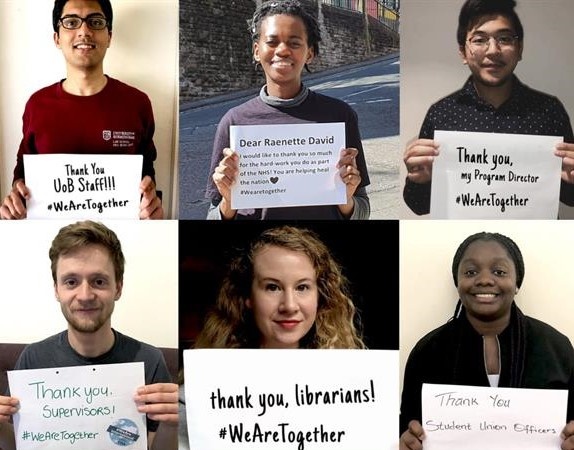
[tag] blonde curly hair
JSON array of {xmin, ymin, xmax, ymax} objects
[{"xmin": 195, "ymin": 225, "xmax": 365, "ymax": 349}]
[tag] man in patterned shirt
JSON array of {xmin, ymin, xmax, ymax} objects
[{"xmin": 402, "ymin": 0, "xmax": 574, "ymax": 216}]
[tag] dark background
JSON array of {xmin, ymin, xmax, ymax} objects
[{"xmin": 179, "ymin": 219, "xmax": 399, "ymax": 366}]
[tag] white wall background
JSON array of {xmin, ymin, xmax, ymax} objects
[
  {"xmin": 0, "ymin": 220, "xmax": 178, "ymax": 349},
  {"xmin": 0, "ymin": 0, "xmax": 179, "ymax": 218},
  {"xmin": 399, "ymin": 0, "xmax": 574, "ymax": 219},
  {"xmin": 400, "ymin": 220, "xmax": 574, "ymax": 393}
]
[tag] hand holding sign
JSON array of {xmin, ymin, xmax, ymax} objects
[
  {"xmin": 403, "ymin": 138, "xmax": 440, "ymax": 184},
  {"xmin": 134, "ymin": 382, "xmax": 178, "ymax": 423},
  {"xmin": 399, "ymin": 420, "xmax": 425, "ymax": 450},
  {"xmin": 336, "ymin": 148, "xmax": 363, "ymax": 217},
  {"xmin": 555, "ymin": 142, "xmax": 574, "ymax": 184},
  {"xmin": 138, "ymin": 176, "xmax": 164, "ymax": 219},
  {"xmin": 8, "ymin": 362, "xmax": 147, "ymax": 450},
  {"xmin": 337, "ymin": 148, "xmax": 362, "ymax": 196},
  {"xmin": 0, "ymin": 394, "xmax": 19, "ymax": 423},
  {"xmin": 229, "ymin": 123, "xmax": 347, "ymax": 210},
  {"xmin": 0, "ymin": 179, "xmax": 30, "ymax": 220},
  {"xmin": 212, "ymin": 148, "xmax": 240, "ymax": 219},
  {"xmin": 560, "ymin": 420, "xmax": 574, "ymax": 449}
]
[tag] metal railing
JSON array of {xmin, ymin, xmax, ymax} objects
[{"xmin": 320, "ymin": 0, "xmax": 400, "ymax": 33}]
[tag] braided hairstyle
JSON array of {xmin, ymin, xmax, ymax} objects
[
  {"xmin": 451, "ymin": 231, "xmax": 525, "ymax": 289},
  {"xmin": 249, "ymin": 0, "xmax": 321, "ymax": 72}
]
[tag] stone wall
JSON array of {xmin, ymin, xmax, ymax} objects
[{"xmin": 180, "ymin": 0, "xmax": 399, "ymax": 103}]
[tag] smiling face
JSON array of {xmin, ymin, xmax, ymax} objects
[
  {"xmin": 253, "ymin": 13, "xmax": 314, "ymax": 98},
  {"xmin": 457, "ymin": 240, "xmax": 517, "ymax": 326},
  {"xmin": 54, "ymin": 243, "xmax": 122, "ymax": 334},
  {"xmin": 246, "ymin": 245, "xmax": 319, "ymax": 348},
  {"xmin": 459, "ymin": 14, "xmax": 522, "ymax": 90},
  {"xmin": 53, "ymin": 0, "xmax": 112, "ymax": 74}
]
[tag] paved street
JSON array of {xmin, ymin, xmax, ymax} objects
[{"xmin": 178, "ymin": 53, "xmax": 399, "ymax": 219}]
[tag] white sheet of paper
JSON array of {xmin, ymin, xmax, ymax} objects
[
  {"xmin": 24, "ymin": 154, "xmax": 143, "ymax": 219},
  {"xmin": 184, "ymin": 349, "xmax": 399, "ymax": 450},
  {"xmin": 422, "ymin": 383, "xmax": 567, "ymax": 450},
  {"xmin": 430, "ymin": 130, "xmax": 563, "ymax": 218},
  {"xmin": 230, "ymin": 123, "xmax": 346, "ymax": 209},
  {"xmin": 8, "ymin": 362, "xmax": 147, "ymax": 450}
]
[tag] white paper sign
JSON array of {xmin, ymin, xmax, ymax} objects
[
  {"xmin": 184, "ymin": 349, "xmax": 399, "ymax": 450},
  {"xmin": 24, "ymin": 154, "xmax": 143, "ymax": 219},
  {"xmin": 230, "ymin": 123, "xmax": 346, "ymax": 209},
  {"xmin": 430, "ymin": 130, "xmax": 563, "ymax": 219},
  {"xmin": 8, "ymin": 362, "xmax": 147, "ymax": 450},
  {"xmin": 422, "ymin": 383, "xmax": 567, "ymax": 450}
]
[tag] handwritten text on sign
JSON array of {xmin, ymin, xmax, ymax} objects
[
  {"xmin": 430, "ymin": 130, "xmax": 562, "ymax": 219},
  {"xmin": 24, "ymin": 154, "xmax": 143, "ymax": 219},
  {"xmin": 8, "ymin": 362, "xmax": 147, "ymax": 450},
  {"xmin": 422, "ymin": 383, "xmax": 567, "ymax": 450},
  {"xmin": 230, "ymin": 123, "xmax": 346, "ymax": 209},
  {"xmin": 184, "ymin": 349, "xmax": 399, "ymax": 450}
]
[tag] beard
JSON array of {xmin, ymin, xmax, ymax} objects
[{"xmin": 61, "ymin": 304, "xmax": 113, "ymax": 333}]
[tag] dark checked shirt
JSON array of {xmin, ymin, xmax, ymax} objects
[{"xmin": 403, "ymin": 75, "xmax": 574, "ymax": 215}]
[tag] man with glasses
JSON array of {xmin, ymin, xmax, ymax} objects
[
  {"xmin": 402, "ymin": 0, "xmax": 574, "ymax": 216},
  {"xmin": 0, "ymin": 0, "xmax": 163, "ymax": 220}
]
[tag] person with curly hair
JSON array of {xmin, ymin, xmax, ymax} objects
[
  {"xmin": 206, "ymin": 0, "xmax": 370, "ymax": 220},
  {"xmin": 195, "ymin": 224, "xmax": 365, "ymax": 349},
  {"xmin": 178, "ymin": 224, "xmax": 365, "ymax": 449}
]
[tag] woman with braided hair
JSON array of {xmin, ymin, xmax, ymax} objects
[{"xmin": 400, "ymin": 231, "xmax": 574, "ymax": 450}]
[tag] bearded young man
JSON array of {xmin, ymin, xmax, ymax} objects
[{"xmin": 0, "ymin": 221, "xmax": 177, "ymax": 450}]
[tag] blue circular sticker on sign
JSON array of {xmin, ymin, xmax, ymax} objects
[{"xmin": 107, "ymin": 418, "xmax": 140, "ymax": 446}]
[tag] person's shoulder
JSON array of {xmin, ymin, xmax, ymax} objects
[
  {"xmin": 17, "ymin": 331, "xmax": 66, "ymax": 365},
  {"xmin": 105, "ymin": 77, "xmax": 152, "ymax": 101},
  {"xmin": 426, "ymin": 87, "xmax": 464, "ymax": 111},
  {"xmin": 524, "ymin": 315, "xmax": 574, "ymax": 348},
  {"xmin": 227, "ymin": 96, "xmax": 264, "ymax": 115},
  {"xmin": 409, "ymin": 320, "xmax": 456, "ymax": 356},
  {"xmin": 114, "ymin": 330, "xmax": 164, "ymax": 358},
  {"xmin": 26, "ymin": 81, "xmax": 62, "ymax": 102},
  {"xmin": 307, "ymin": 90, "xmax": 355, "ymax": 111},
  {"xmin": 217, "ymin": 96, "xmax": 263, "ymax": 125},
  {"xmin": 23, "ymin": 331, "xmax": 65, "ymax": 350},
  {"xmin": 517, "ymin": 80, "xmax": 566, "ymax": 106}
]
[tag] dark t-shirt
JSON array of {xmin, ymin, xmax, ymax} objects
[{"xmin": 12, "ymin": 329, "xmax": 171, "ymax": 432}]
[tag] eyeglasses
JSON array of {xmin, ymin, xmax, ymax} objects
[
  {"xmin": 59, "ymin": 14, "xmax": 108, "ymax": 30},
  {"xmin": 467, "ymin": 34, "xmax": 519, "ymax": 53}
]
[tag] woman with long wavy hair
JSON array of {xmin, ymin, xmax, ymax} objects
[
  {"xmin": 195, "ymin": 225, "xmax": 365, "ymax": 349},
  {"xmin": 179, "ymin": 225, "xmax": 365, "ymax": 449}
]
